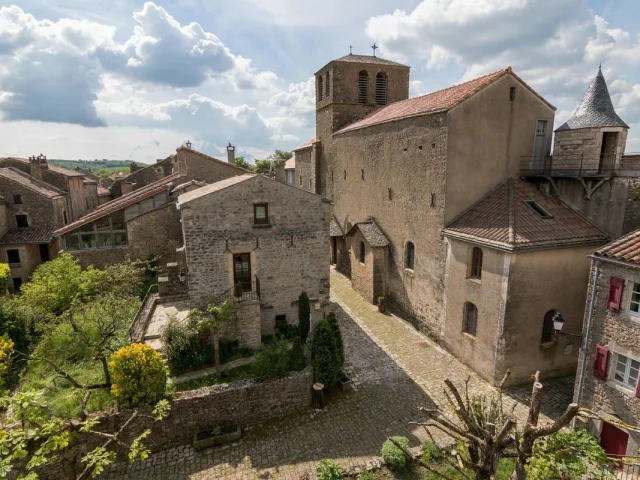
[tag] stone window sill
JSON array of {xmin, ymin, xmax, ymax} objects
[
  {"xmin": 467, "ymin": 277, "xmax": 481, "ymax": 285},
  {"xmin": 62, "ymin": 245, "xmax": 129, "ymax": 253},
  {"xmin": 606, "ymin": 380, "xmax": 636, "ymax": 397},
  {"xmin": 252, "ymin": 224, "xmax": 272, "ymax": 229},
  {"xmin": 404, "ymin": 268, "xmax": 414, "ymax": 277},
  {"xmin": 540, "ymin": 341, "xmax": 556, "ymax": 350},
  {"xmin": 462, "ymin": 332, "xmax": 476, "ymax": 341}
]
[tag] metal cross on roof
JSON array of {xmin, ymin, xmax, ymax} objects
[
  {"xmin": 371, "ymin": 43, "xmax": 378, "ymax": 56},
  {"xmin": 349, "ymin": 45, "xmax": 353, "ymax": 55}
]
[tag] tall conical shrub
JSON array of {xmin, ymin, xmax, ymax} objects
[
  {"xmin": 311, "ymin": 317, "xmax": 340, "ymax": 387},
  {"xmin": 326, "ymin": 312, "xmax": 344, "ymax": 371},
  {"xmin": 288, "ymin": 337, "xmax": 306, "ymax": 371},
  {"xmin": 298, "ymin": 292, "xmax": 311, "ymax": 344}
]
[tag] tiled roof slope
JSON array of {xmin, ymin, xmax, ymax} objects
[
  {"xmin": 443, "ymin": 179, "xmax": 608, "ymax": 251},
  {"xmin": 330, "ymin": 217, "xmax": 343, "ymax": 237},
  {"xmin": 293, "ymin": 137, "xmax": 316, "ymax": 151},
  {"xmin": 346, "ymin": 220, "xmax": 389, "ymax": 247},
  {"xmin": 284, "ymin": 157, "xmax": 295, "ymax": 170},
  {"xmin": 333, "ymin": 54, "xmax": 408, "ymax": 68},
  {"xmin": 0, "ymin": 226, "xmax": 56, "ymax": 245},
  {"xmin": 556, "ymin": 67, "xmax": 628, "ymax": 131},
  {"xmin": 0, "ymin": 168, "xmax": 65, "ymax": 199},
  {"xmin": 4, "ymin": 158, "xmax": 85, "ymax": 177},
  {"xmin": 178, "ymin": 174, "xmax": 256, "ymax": 205},
  {"xmin": 593, "ymin": 229, "xmax": 640, "ymax": 266},
  {"xmin": 336, "ymin": 68, "xmax": 555, "ymax": 134},
  {"xmin": 54, "ymin": 173, "xmax": 184, "ymax": 236}
]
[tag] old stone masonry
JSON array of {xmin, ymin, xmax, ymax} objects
[{"xmin": 104, "ymin": 269, "xmax": 574, "ymax": 480}]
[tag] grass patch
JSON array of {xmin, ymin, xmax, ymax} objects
[{"xmin": 175, "ymin": 364, "xmax": 255, "ymax": 392}]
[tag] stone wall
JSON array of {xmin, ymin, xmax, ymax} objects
[
  {"xmin": 71, "ymin": 246, "xmax": 129, "ymax": 269},
  {"xmin": 127, "ymin": 201, "xmax": 183, "ymax": 265},
  {"xmin": 176, "ymin": 148, "xmax": 250, "ymax": 184},
  {"xmin": 180, "ymin": 175, "xmax": 330, "ymax": 336},
  {"xmin": 623, "ymin": 179, "xmax": 640, "ymax": 236},
  {"xmin": 0, "ymin": 176, "xmax": 66, "ymax": 229},
  {"xmin": 1, "ymin": 243, "xmax": 41, "ymax": 290},
  {"xmin": 294, "ymin": 146, "xmax": 314, "ymax": 193},
  {"xmin": 220, "ymin": 300, "xmax": 262, "ymax": 350},
  {"xmin": 577, "ymin": 260, "xmax": 640, "ymax": 456},
  {"xmin": 125, "ymin": 158, "xmax": 171, "ymax": 190}
]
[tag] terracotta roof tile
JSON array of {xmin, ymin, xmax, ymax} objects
[
  {"xmin": 293, "ymin": 137, "xmax": 316, "ymax": 151},
  {"xmin": 346, "ymin": 220, "xmax": 389, "ymax": 247},
  {"xmin": 0, "ymin": 168, "xmax": 65, "ymax": 199},
  {"xmin": 54, "ymin": 173, "xmax": 184, "ymax": 236},
  {"xmin": 0, "ymin": 225, "xmax": 55, "ymax": 245},
  {"xmin": 443, "ymin": 179, "xmax": 608, "ymax": 251},
  {"xmin": 594, "ymin": 230, "xmax": 640, "ymax": 266}
]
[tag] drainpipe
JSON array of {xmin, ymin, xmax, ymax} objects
[{"xmin": 574, "ymin": 259, "xmax": 600, "ymax": 413}]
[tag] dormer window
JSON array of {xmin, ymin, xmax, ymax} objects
[
  {"xmin": 254, "ymin": 203, "xmax": 269, "ymax": 225},
  {"xmin": 524, "ymin": 200, "xmax": 553, "ymax": 219}
]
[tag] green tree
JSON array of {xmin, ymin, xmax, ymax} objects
[
  {"xmin": 326, "ymin": 312, "xmax": 344, "ymax": 371},
  {"xmin": 253, "ymin": 340, "xmax": 291, "ymax": 379},
  {"xmin": 288, "ymin": 337, "xmax": 306, "ymax": 371},
  {"xmin": 312, "ymin": 317, "xmax": 341, "ymax": 387},
  {"xmin": 272, "ymin": 150, "xmax": 293, "ymax": 161},
  {"xmin": 0, "ymin": 300, "xmax": 30, "ymax": 355},
  {"xmin": 234, "ymin": 155, "xmax": 254, "ymax": 170},
  {"xmin": 109, "ymin": 343, "xmax": 168, "ymax": 408},
  {"xmin": 188, "ymin": 301, "xmax": 233, "ymax": 377},
  {"xmin": 298, "ymin": 292, "xmax": 311, "ymax": 344},
  {"xmin": 253, "ymin": 158, "xmax": 272, "ymax": 173}
]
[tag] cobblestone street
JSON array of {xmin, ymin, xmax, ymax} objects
[{"xmin": 105, "ymin": 269, "xmax": 575, "ymax": 479}]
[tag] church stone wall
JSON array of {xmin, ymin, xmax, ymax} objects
[{"xmin": 333, "ymin": 113, "xmax": 448, "ymax": 337}]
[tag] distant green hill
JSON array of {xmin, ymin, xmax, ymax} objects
[{"xmin": 47, "ymin": 159, "xmax": 149, "ymax": 175}]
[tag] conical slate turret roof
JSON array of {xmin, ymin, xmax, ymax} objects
[{"xmin": 556, "ymin": 67, "xmax": 628, "ymax": 131}]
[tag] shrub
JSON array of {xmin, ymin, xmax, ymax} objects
[
  {"xmin": 109, "ymin": 343, "xmax": 167, "ymax": 408},
  {"xmin": 0, "ymin": 263, "xmax": 10, "ymax": 295},
  {"xmin": 288, "ymin": 337, "xmax": 306, "ymax": 371},
  {"xmin": 315, "ymin": 459, "xmax": 344, "ymax": 480},
  {"xmin": 0, "ymin": 334, "xmax": 14, "ymax": 389},
  {"xmin": 422, "ymin": 441, "xmax": 443, "ymax": 463},
  {"xmin": 298, "ymin": 292, "xmax": 310, "ymax": 343},
  {"xmin": 312, "ymin": 318, "xmax": 341, "ymax": 387},
  {"xmin": 381, "ymin": 436, "xmax": 411, "ymax": 471},
  {"xmin": 357, "ymin": 472, "xmax": 373, "ymax": 480},
  {"xmin": 276, "ymin": 322, "xmax": 300, "ymax": 341},
  {"xmin": 0, "ymin": 301, "xmax": 30, "ymax": 354},
  {"xmin": 162, "ymin": 317, "xmax": 211, "ymax": 375},
  {"xmin": 253, "ymin": 340, "xmax": 291, "ymax": 379},
  {"xmin": 326, "ymin": 312, "xmax": 344, "ymax": 371}
]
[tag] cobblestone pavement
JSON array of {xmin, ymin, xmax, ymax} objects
[{"xmin": 105, "ymin": 269, "xmax": 574, "ymax": 479}]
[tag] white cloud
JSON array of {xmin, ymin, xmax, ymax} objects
[{"xmin": 266, "ymin": 77, "xmax": 315, "ymax": 123}]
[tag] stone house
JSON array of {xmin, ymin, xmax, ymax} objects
[
  {"xmin": 177, "ymin": 174, "xmax": 330, "ymax": 337},
  {"xmin": 299, "ymin": 53, "xmax": 639, "ymax": 385},
  {"xmin": 442, "ymin": 178, "xmax": 607, "ymax": 385},
  {"xmin": 574, "ymin": 230, "xmax": 640, "ymax": 458},
  {"xmin": 0, "ymin": 168, "xmax": 68, "ymax": 290},
  {"xmin": 0, "ymin": 155, "xmax": 98, "ymax": 222},
  {"xmin": 284, "ymin": 157, "xmax": 295, "ymax": 185},
  {"xmin": 53, "ymin": 147, "xmax": 251, "ymax": 269}
]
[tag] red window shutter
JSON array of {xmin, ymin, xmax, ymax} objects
[
  {"xmin": 608, "ymin": 277, "xmax": 625, "ymax": 311},
  {"xmin": 594, "ymin": 345, "xmax": 610, "ymax": 380},
  {"xmin": 636, "ymin": 377, "xmax": 640, "ymax": 398}
]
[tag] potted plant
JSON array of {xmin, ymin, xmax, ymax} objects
[
  {"xmin": 193, "ymin": 423, "xmax": 242, "ymax": 450},
  {"xmin": 233, "ymin": 282, "xmax": 243, "ymax": 300},
  {"xmin": 377, "ymin": 296, "xmax": 386, "ymax": 313}
]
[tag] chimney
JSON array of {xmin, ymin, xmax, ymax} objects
[
  {"xmin": 29, "ymin": 154, "xmax": 48, "ymax": 180},
  {"xmin": 227, "ymin": 143, "xmax": 236, "ymax": 164},
  {"xmin": 274, "ymin": 161, "xmax": 285, "ymax": 183}
]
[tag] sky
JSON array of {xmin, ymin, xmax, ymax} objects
[{"xmin": 0, "ymin": 0, "xmax": 639, "ymax": 163}]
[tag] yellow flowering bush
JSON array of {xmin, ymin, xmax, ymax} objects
[
  {"xmin": 109, "ymin": 343, "xmax": 167, "ymax": 408},
  {"xmin": 0, "ymin": 334, "xmax": 14, "ymax": 389}
]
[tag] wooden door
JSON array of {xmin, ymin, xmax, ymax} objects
[
  {"xmin": 233, "ymin": 253, "xmax": 252, "ymax": 292},
  {"xmin": 600, "ymin": 421, "xmax": 628, "ymax": 458}
]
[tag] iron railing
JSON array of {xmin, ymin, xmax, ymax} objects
[
  {"xmin": 129, "ymin": 283, "xmax": 158, "ymax": 343},
  {"xmin": 212, "ymin": 277, "xmax": 260, "ymax": 306},
  {"xmin": 520, "ymin": 153, "xmax": 640, "ymax": 178},
  {"xmin": 608, "ymin": 455, "xmax": 640, "ymax": 479}
]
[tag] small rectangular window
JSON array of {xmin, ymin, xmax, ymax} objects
[
  {"xmin": 509, "ymin": 87, "xmax": 516, "ymax": 102},
  {"xmin": 13, "ymin": 194, "xmax": 22, "ymax": 204},
  {"xmin": 343, "ymin": 170, "xmax": 347, "ymax": 180},
  {"xmin": 299, "ymin": 176, "xmax": 302, "ymax": 186},
  {"xmin": 361, "ymin": 169, "xmax": 365, "ymax": 181},
  {"xmin": 63, "ymin": 211, "xmax": 68, "ymax": 225},
  {"xmin": 16, "ymin": 214, "xmax": 28, "ymax": 228},
  {"xmin": 254, "ymin": 203, "xmax": 269, "ymax": 225},
  {"xmin": 7, "ymin": 249, "xmax": 20, "ymax": 264},
  {"xmin": 536, "ymin": 120, "xmax": 547, "ymax": 136},
  {"xmin": 630, "ymin": 282, "xmax": 640, "ymax": 313},
  {"xmin": 614, "ymin": 353, "xmax": 640, "ymax": 390},
  {"xmin": 523, "ymin": 200, "xmax": 553, "ymax": 219}
]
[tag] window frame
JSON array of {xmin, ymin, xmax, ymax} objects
[
  {"xmin": 540, "ymin": 310, "xmax": 556, "ymax": 345},
  {"xmin": 628, "ymin": 281, "xmax": 640, "ymax": 316},
  {"xmin": 15, "ymin": 214, "xmax": 28, "ymax": 228},
  {"xmin": 469, "ymin": 247, "xmax": 483, "ymax": 279},
  {"xmin": 463, "ymin": 302, "xmax": 478, "ymax": 337},
  {"xmin": 13, "ymin": 194, "xmax": 22, "ymax": 205},
  {"xmin": 612, "ymin": 352, "xmax": 640, "ymax": 392},
  {"xmin": 6, "ymin": 249, "xmax": 20, "ymax": 265},
  {"xmin": 405, "ymin": 241, "xmax": 415, "ymax": 271},
  {"xmin": 253, "ymin": 203, "xmax": 269, "ymax": 225}
]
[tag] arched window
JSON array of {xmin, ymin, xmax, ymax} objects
[
  {"xmin": 375, "ymin": 72, "xmax": 387, "ymax": 106},
  {"xmin": 326, "ymin": 72, "xmax": 330, "ymax": 97},
  {"xmin": 359, "ymin": 241, "xmax": 366, "ymax": 263},
  {"xmin": 463, "ymin": 302, "xmax": 478, "ymax": 336},
  {"xmin": 541, "ymin": 310, "xmax": 556, "ymax": 344},
  {"xmin": 405, "ymin": 242, "xmax": 415, "ymax": 270},
  {"xmin": 318, "ymin": 76, "xmax": 323, "ymax": 102},
  {"xmin": 470, "ymin": 247, "xmax": 483, "ymax": 279},
  {"xmin": 358, "ymin": 71, "xmax": 368, "ymax": 104}
]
